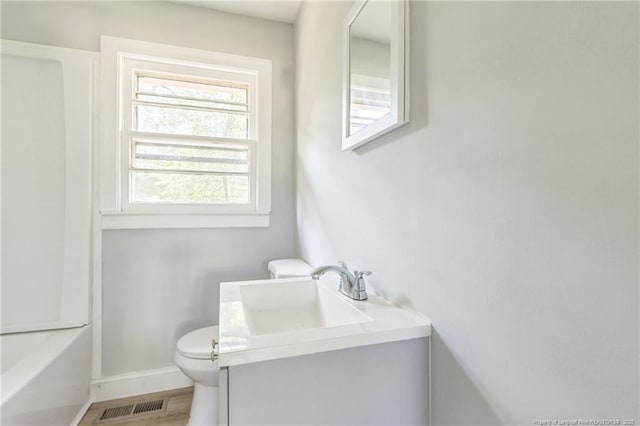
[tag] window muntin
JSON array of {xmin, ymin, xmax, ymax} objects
[{"xmin": 132, "ymin": 140, "xmax": 250, "ymax": 175}]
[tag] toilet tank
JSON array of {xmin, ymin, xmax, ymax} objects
[{"xmin": 267, "ymin": 259, "xmax": 312, "ymax": 279}]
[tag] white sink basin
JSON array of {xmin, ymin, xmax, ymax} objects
[
  {"xmin": 218, "ymin": 277, "xmax": 431, "ymax": 367},
  {"xmin": 240, "ymin": 279, "xmax": 370, "ymax": 336}
]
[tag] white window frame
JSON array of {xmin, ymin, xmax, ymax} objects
[{"xmin": 100, "ymin": 36, "xmax": 272, "ymax": 229}]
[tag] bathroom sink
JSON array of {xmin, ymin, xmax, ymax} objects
[
  {"xmin": 218, "ymin": 277, "xmax": 431, "ymax": 367},
  {"xmin": 239, "ymin": 279, "xmax": 370, "ymax": 335}
]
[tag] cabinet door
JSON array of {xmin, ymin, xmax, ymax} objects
[{"xmin": 228, "ymin": 338, "xmax": 430, "ymax": 425}]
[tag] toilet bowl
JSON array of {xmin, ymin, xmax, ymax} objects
[
  {"xmin": 175, "ymin": 326, "xmax": 219, "ymax": 426},
  {"xmin": 175, "ymin": 258, "xmax": 312, "ymax": 426}
]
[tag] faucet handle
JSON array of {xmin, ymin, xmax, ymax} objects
[
  {"xmin": 354, "ymin": 270, "xmax": 372, "ymax": 278},
  {"xmin": 352, "ymin": 270, "xmax": 371, "ymax": 300},
  {"xmin": 337, "ymin": 260, "xmax": 349, "ymax": 270}
]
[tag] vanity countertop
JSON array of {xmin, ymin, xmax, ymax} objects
[{"xmin": 217, "ymin": 277, "xmax": 431, "ymax": 367}]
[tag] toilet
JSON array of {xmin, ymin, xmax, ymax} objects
[{"xmin": 174, "ymin": 258, "xmax": 312, "ymax": 426}]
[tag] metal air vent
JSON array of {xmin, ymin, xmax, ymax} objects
[{"xmin": 94, "ymin": 398, "xmax": 167, "ymax": 423}]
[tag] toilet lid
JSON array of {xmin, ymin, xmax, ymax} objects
[
  {"xmin": 267, "ymin": 259, "xmax": 312, "ymax": 279},
  {"xmin": 177, "ymin": 326, "xmax": 219, "ymax": 360}
]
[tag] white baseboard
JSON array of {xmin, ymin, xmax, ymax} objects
[
  {"xmin": 90, "ymin": 366, "xmax": 193, "ymax": 402},
  {"xmin": 71, "ymin": 398, "xmax": 92, "ymax": 425}
]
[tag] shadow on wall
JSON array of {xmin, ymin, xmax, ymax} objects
[{"xmin": 430, "ymin": 330, "xmax": 503, "ymax": 426}]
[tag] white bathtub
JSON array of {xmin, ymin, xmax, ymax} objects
[{"xmin": 1, "ymin": 325, "xmax": 91, "ymax": 425}]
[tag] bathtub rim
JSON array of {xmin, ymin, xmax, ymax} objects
[{"xmin": 1, "ymin": 324, "xmax": 90, "ymax": 407}]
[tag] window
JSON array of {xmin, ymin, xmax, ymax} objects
[
  {"xmin": 349, "ymin": 74, "xmax": 391, "ymax": 135},
  {"xmin": 100, "ymin": 37, "xmax": 272, "ymax": 228},
  {"xmin": 123, "ymin": 64, "xmax": 254, "ymax": 209}
]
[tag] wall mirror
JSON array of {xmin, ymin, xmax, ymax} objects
[{"xmin": 342, "ymin": 0, "xmax": 409, "ymax": 151}]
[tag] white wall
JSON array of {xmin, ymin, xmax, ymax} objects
[
  {"xmin": 295, "ymin": 2, "xmax": 639, "ymax": 424},
  {"xmin": 1, "ymin": 1, "xmax": 296, "ymax": 376}
]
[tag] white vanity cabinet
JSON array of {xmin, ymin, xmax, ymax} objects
[
  {"xmin": 219, "ymin": 337, "xmax": 429, "ymax": 425},
  {"xmin": 217, "ymin": 276, "xmax": 432, "ymax": 425}
]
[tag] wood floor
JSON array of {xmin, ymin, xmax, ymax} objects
[{"xmin": 78, "ymin": 387, "xmax": 193, "ymax": 426}]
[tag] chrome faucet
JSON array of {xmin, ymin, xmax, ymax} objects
[{"xmin": 310, "ymin": 261, "xmax": 371, "ymax": 301}]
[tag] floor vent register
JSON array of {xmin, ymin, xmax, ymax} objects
[{"xmin": 94, "ymin": 398, "xmax": 167, "ymax": 423}]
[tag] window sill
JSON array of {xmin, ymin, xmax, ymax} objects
[{"xmin": 101, "ymin": 213, "xmax": 270, "ymax": 230}]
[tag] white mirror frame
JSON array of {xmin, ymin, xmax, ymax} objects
[{"xmin": 342, "ymin": 0, "xmax": 410, "ymax": 151}]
